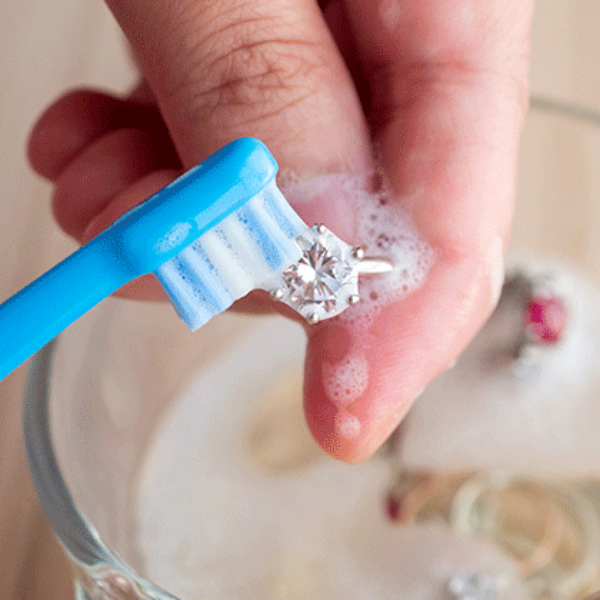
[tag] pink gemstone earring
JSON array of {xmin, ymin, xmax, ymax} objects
[
  {"xmin": 524, "ymin": 291, "xmax": 567, "ymax": 345},
  {"xmin": 508, "ymin": 270, "xmax": 568, "ymax": 371}
]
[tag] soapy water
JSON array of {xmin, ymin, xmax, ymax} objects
[
  {"xmin": 334, "ymin": 412, "xmax": 362, "ymax": 439},
  {"xmin": 135, "ymin": 317, "xmax": 389, "ymax": 599},
  {"xmin": 135, "ymin": 316, "xmax": 527, "ymax": 600},
  {"xmin": 280, "ymin": 170, "xmax": 435, "ymax": 330}
]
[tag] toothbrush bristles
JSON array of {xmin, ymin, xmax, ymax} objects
[{"xmin": 155, "ymin": 180, "xmax": 308, "ymax": 331}]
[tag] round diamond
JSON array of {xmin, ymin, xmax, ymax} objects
[{"xmin": 277, "ymin": 226, "xmax": 360, "ymax": 322}]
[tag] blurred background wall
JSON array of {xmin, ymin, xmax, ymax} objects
[{"xmin": 0, "ymin": 1, "xmax": 599, "ymax": 598}]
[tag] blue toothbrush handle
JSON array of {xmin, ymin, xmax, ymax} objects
[
  {"xmin": 0, "ymin": 138, "xmax": 282, "ymax": 382},
  {"xmin": 0, "ymin": 238, "xmax": 128, "ymax": 381}
]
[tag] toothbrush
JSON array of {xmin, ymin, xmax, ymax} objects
[{"xmin": 0, "ymin": 138, "xmax": 308, "ymax": 382}]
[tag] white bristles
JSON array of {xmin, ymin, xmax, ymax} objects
[
  {"xmin": 197, "ymin": 228, "xmax": 255, "ymax": 297},
  {"xmin": 155, "ymin": 181, "xmax": 307, "ymax": 331}
]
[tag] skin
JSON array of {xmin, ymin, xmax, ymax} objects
[{"xmin": 28, "ymin": 0, "xmax": 534, "ymax": 463}]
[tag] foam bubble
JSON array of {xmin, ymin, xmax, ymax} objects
[
  {"xmin": 276, "ymin": 168, "xmax": 301, "ymax": 195},
  {"xmin": 335, "ymin": 412, "xmax": 361, "ymax": 439},
  {"xmin": 322, "ymin": 353, "xmax": 368, "ymax": 406}
]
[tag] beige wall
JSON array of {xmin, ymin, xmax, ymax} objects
[{"xmin": 0, "ymin": 1, "xmax": 599, "ymax": 597}]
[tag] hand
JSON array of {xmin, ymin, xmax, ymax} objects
[{"xmin": 28, "ymin": 0, "xmax": 533, "ymax": 463}]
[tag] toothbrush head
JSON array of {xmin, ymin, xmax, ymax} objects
[
  {"xmin": 0, "ymin": 138, "xmax": 309, "ymax": 382},
  {"xmin": 101, "ymin": 138, "xmax": 392, "ymax": 330},
  {"xmin": 155, "ymin": 177, "xmax": 308, "ymax": 330}
]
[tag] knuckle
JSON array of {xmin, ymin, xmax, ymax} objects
[
  {"xmin": 170, "ymin": 8, "xmax": 327, "ymax": 128},
  {"xmin": 210, "ymin": 39, "xmax": 317, "ymax": 108}
]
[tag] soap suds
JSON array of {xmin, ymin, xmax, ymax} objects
[
  {"xmin": 280, "ymin": 171, "xmax": 435, "ymax": 334},
  {"xmin": 322, "ymin": 354, "xmax": 368, "ymax": 406},
  {"xmin": 335, "ymin": 412, "xmax": 361, "ymax": 439},
  {"xmin": 280, "ymin": 170, "xmax": 436, "ymax": 406},
  {"xmin": 135, "ymin": 317, "xmax": 392, "ymax": 599}
]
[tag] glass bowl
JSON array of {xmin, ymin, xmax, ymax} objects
[{"xmin": 24, "ymin": 99, "xmax": 600, "ymax": 600}]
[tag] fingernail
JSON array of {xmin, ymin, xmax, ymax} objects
[{"xmin": 81, "ymin": 216, "xmax": 100, "ymax": 244}]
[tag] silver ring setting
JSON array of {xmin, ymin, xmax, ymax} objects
[{"xmin": 264, "ymin": 224, "xmax": 394, "ymax": 324}]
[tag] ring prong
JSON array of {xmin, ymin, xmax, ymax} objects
[
  {"xmin": 348, "ymin": 294, "xmax": 360, "ymax": 305},
  {"xmin": 352, "ymin": 247, "xmax": 365, "ymax": 260},
  {"xmin": 307, "ymin": 313, "xmax": 321, "ymax": 325},
  {"xmin": 316, "ymin": 224, "xmax": 327, "ymax": 235},
  {"xmin": 270, "ymin": 289, "xmax": 284, "ymax": 301}
]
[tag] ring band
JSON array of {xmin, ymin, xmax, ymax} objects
[{"xmin": 357, "ymin": 257, "xmax": 394, "ymax": 275}]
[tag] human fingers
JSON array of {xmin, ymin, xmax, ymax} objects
[
  {"xmin": 28, "ymin": 88, "xmax": 171, "ymax": 181},
  {"xmin": 96, "ymin": 0, "xmax": 401, "ymax": 462},
  {"xmin": 50, "ymin": 127, "xmax": 179, "ymax": 239},
  {"xmin": 104, "ymin": 0, "xmax": 371, "ymax": 178},
  {"xmin": 31, "ymin": 1, "xmax": 372, "ymax": 309},
  {"xmin": 301, "ymin": 0, "xmax": 533, "ymax": 462}
]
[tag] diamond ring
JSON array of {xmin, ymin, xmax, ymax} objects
[{"xmin": 263, "ymin": 224, "xmax": 394, "ymax": 324}]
